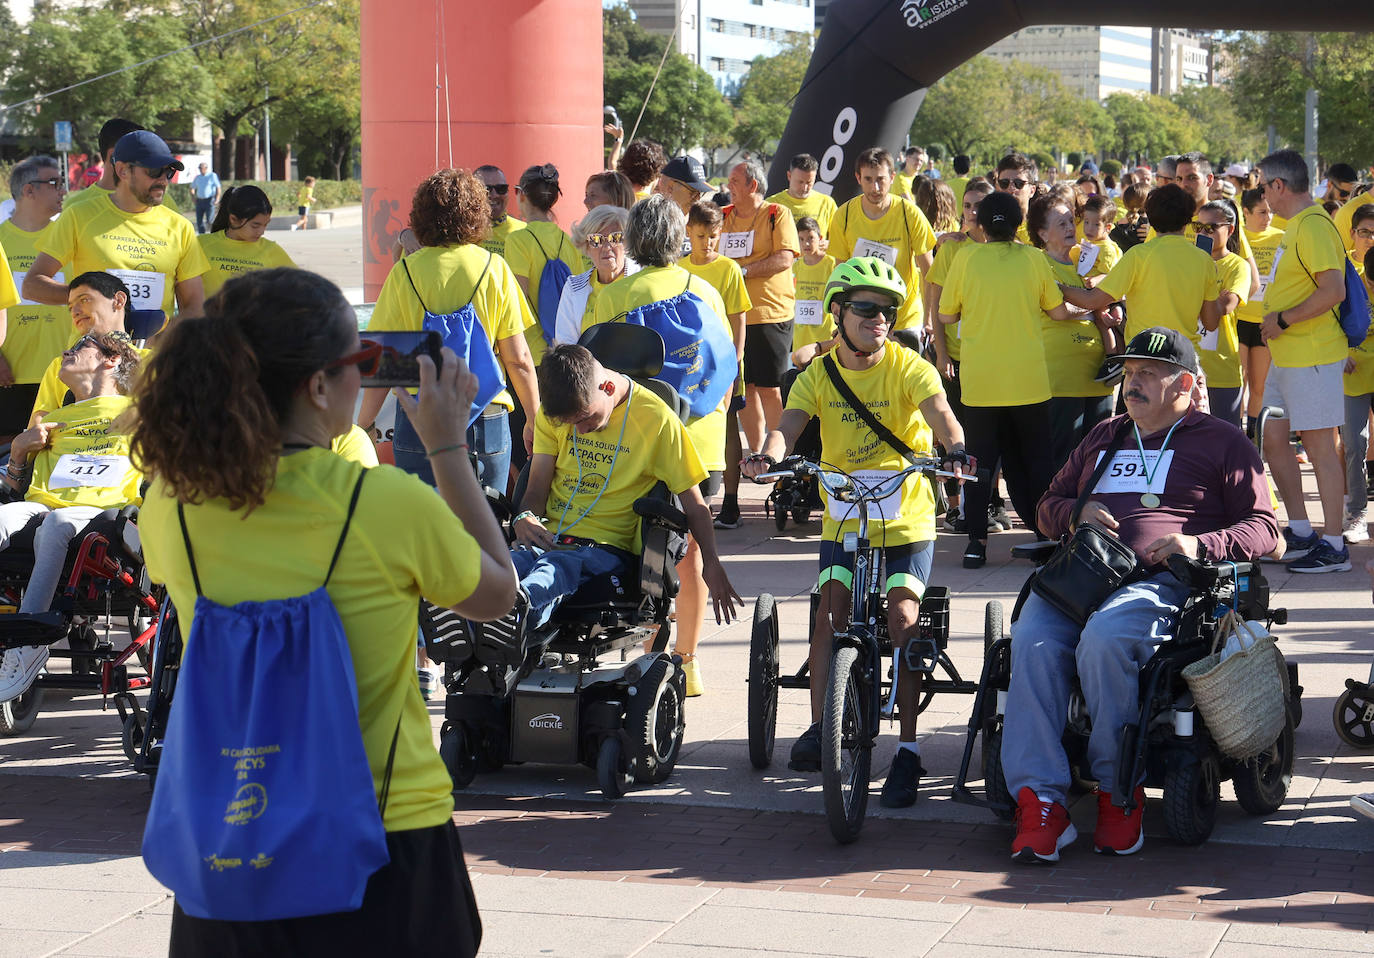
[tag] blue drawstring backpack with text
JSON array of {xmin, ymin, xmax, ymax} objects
[{"xmin": 617, "ymin": 275, "xmax": 736, "ymax": 420}]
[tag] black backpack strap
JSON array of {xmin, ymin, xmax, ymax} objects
[
  {"xmin": 176, "ymin": 502, "xmax": 203, "ymax": 598},
  {"xmin": 323, "ymin": 469, "xmax": 368, "ymax": 588},
  {"xmin": 377, "ymin": 713, "xmax": 403, "ymax": 818},
  {"xmin": 1070, "ymin": 418, "xmax": 1135, "ymax": 529},
  {"xmin": 404, "ymin": 252, "xmax": 491, "ymax": 315},
  {"xmin": 400, "ymin": 259, "xmax": 429, "ymax": 314},
  {"xmin": 464, "ymin": 252, "xmax": 492, "ymax": 311},
  {"xmin": 822, "ymin": 354, "xmax": 917, "ymax": 465}
]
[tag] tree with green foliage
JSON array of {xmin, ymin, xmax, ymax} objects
[
  {"xmin": 1101, "ymin": 92, "xmax": 1201, "ymax": 164},
  {"xmin": 1167, "ymin": 86, "xmax": 1264, "ymax": 164},
  {"xmin": 732, "ymin": 32, "xmax": 812, "ymax": 157},
  {"xmin": 603, "ymin": 4, "xmax": 733, "ymax": 156}
]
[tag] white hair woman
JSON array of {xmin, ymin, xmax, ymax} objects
[{"xmin": 552, "ymin": 205, "xmax": 631, "ymax": 346}]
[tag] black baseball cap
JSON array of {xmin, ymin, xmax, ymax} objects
[
  {"xmin": 1112, "ymin": 327, "xmax": 1199, "ymax": 374},
  {"xmin": 661, "ymin": 155, "xmax": 712, "ymax": 194},
  {"xmin": 112, "ymin": 131, "xmax": 184, "ymax": 172}
]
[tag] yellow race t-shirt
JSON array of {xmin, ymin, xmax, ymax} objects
[
  {"xmin": 196, "ymin": 232, "xmax": 296, "ymax": 297},
  {"xmin": 1097, "ymin": 235, "xmax": 1220, "ymax": 343},
  {"xmin": 678, "ymin": 254, "xmax": 751, "ymax": 317},
  {"xmin": 926, "ymin": 236, "xmax": 978, "ymax": 362},
  {"xmin": 37, "ymin": 193, "xmax": 209, "ymax": 316},
  {"xmin": 1074, "ymin": 236, "xmax": 1122, "ymax": 282},
  {"xmin": 786, "ymin": 344, "xmax": 943, "ymax": 547},
  {"xmin": 26, "ymin": 394, "xmax": 141, "ymax": 510},
  {"xmin": 503, "ymin": 221, "xmax": 586, "ymax": 366},
  {"xmin": 534, "ymin": 384, "xmax": 707, "ymax": 552},
  {"xmin": 765, "ymin": 189, "xmax": 838, "ymax": 237},
  {"xmin": 945, "ymin": 176, "xmax": 971, "ymax": 212},
  {"xmin": 1042, "ymin": 255, "xmax": 1110, "ymax": 399},
  {"xmin": 369, "ymin": 244, "xmax": 535, "ymax": 411},
  {"xmin": 31, "ymin": 344, "xmax": 151, "ymax": 427},
  {"xmin": 1334, "ymin": 193, "xmax": 1374, "ymax": 250},
  {"xmin": 140, "ymin": 450, "xmax": 478, "ymax": 831},
  {"xmin": 0, "ymin": 221, "xmax": 70, "ymax": 384},
  {"xmin": 1198, "ymin": 252, "xmax": 1249, "ymax": 389},
  {"xmin": 60, "ymin": 185, "xmax": 112, "ymax": 211},
  {"xmin": 939, "ymin": 242, "xmax": 1058, "ymax": 407},
  {"xmin": 891, "ymin": 171, "xmax": 915, "ymax": 200},
  {"xmin": 1238, "ymin": 225, "xmax": 1285, "ymax": 327},
  {"xmin": 1263, "ymin": 204, "xmax": 1349, "ymax": 369},
  {"xmin": 721, "ymin": 202, "xmax": 799, "ymax": 325},
  {"xmin": 1149, "ymin": 221, "xmax": 1255, "ymax": 262},
  {"xmin": 331, "ymin": 424, "xmax": 379, "ymax": 467},
  {"xmin": 828, "ymin": 196, "xmax": 936, "ymax": 332},
  {"xmin": 790, "ymin": 254, "xmax": 836, "ymax": 352},
  {"xmin": 1343, "ymin": 259, "xmax": 1374, "ymax": 397},
  {"xmin": 479, "ymin": 215, "xmax": 526, "ymax": 261},
  {"xmin": 591, "ymin": 265, "xmax": 732, "ymax": 471}
]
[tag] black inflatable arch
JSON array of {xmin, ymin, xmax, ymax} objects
[{"xmin": 770, "ymin": 4, "xmax": 1370, "ymax": 202}]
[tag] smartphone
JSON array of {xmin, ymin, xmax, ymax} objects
[
  {"xmin": 1194, "ymin": 233, "xmax": 1214, "ymax": 255},
  {"xmin": 604, "ymin": 105, "xmax": 621, "ymax": 128},
  {"xmin": 359, "ymin": 330, "xmax": 443, "ymax": 388}
]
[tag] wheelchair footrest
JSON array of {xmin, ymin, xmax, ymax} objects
[{"xmin": 0, "ymin": 612, "xmax": 70, "ymax": 650}]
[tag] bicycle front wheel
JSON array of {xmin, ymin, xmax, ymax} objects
[{"xmin": 822, "ymin": 644, "xmax": 872, "ymax": 843}]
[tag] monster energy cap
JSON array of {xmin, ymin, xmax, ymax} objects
[{"xmin": 1111, "ymin": 327, "xmax": 1199, "ymax": 375}]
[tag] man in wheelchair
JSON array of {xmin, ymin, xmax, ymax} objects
[
  {"xmin": 0, "ymin": 331, "xmax": 142, "ymax": 703},
  {"xmin": 509, "ymin": 344, "xmax": 739, "ymax": 631},
  {"xmin": 1005, "ymin": 327, "xmax": 1278, "ymax": 862}
]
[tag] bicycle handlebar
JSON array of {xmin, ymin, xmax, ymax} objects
[{"xmin": 753, "ymin": 456, "xmax": 978, "ymax": 504}]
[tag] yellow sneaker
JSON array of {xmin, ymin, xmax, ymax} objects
[{"xmin": 681, "ymin": 657, "xmax": 703, "ymax": 697}]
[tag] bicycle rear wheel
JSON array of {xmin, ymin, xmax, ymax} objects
[{"xmin": 822, "ymin": 644, "xmax": 872, "ymax": 843}]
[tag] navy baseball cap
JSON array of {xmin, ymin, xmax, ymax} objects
[
  {"xmin": 112, "ymin": 131, "xmax": 184, "ymax": 172},
  {"xmin": 661, "ymin": 155, "xmax": 712, "ymax": 194}
]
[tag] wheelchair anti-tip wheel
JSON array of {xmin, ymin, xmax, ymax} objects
[
  {"xmin": 1232, "ymin": 716, "xmax": 1295, "ymax": 815},
  {"xmin": 0, "ymin": 685, "xmax": 43, "ymax": 736},
  {"xmin": 1162, "ymin": 752, "xmax": 1220, "ymax": 845},
  {"xmin": 1333, "ymin": 683, "xmax": 1374, "ymax": 750},
  {"xmin": 121, "ymin": 711, "xmax": 145, "ymax": 764},
  {"xmin": 439, "ymin": 721, "xmax": 479, "ymax": 790},
  {"xmin": 747, "ymin": 593, "xmax": 780, "ymax": 769},
  {"xmin": 822, "ymin": 645, "xmax": 872, "ymax": 844},
  {"xmin": 596, "ymin": 736, "xmax": 633, "ymax": 799},
  {"xmin": 627, "ymin": 657, "xmax": 685, "ymax": 785}
]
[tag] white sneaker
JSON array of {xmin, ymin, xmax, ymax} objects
[
  {"xmin": 1353, "ymin": 793, "xmax": 1374, "ymax": 821},
  {"xmin": 417, "ymin": 665, "xmax": 443, "ymax": 701},
  {"xmin": 1344, "ymin": 511, "xmax": 1369, "ymax": 544},
  {"xmin": 0, "ymin": 646, "xmax": 48, "ymax": 701}
]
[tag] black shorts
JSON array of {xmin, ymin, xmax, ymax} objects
[
  {"xmin": 169, "ymin": 821, "xmax": 480, "ymax": 958},
  {"xmin": 0, "ymin": 383, "xmax": 39, "ymax": 436},
  {"xmin": 699, "ymin": 470, "xmax": 723, "ymax": 500},
  {"xmin": 744, "ymin": 321, "xmax": 793, "ymax": 388},
  {"xmin": 297, "ymin": 205, "xmax": 308, "ymax": 217},
  {"xmin": 1237, "ymin": 319, "xmax": 1263, "ymax": 349}
]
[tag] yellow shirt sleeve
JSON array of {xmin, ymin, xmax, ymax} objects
[
  {"xmin": 368, "ymin": 260, "xmax": 424, "ymax": 332},
  {"xmin": 0, "ymin": 246, "xmax": 19, "ymax": 311},
  {"xmin": 827, "ymin": 202, "xmax": 854, "ymax": 263},
  {"xmin": 1095, "ymin": 246, "xmax": 1140, "ymax": 303},
  {"xmin": 331, "ymin": 425, "xmax": 380, "ymax": 467}
]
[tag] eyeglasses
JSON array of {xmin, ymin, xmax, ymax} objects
[
  {"xmin": 65, "ymin": 334, "xmax": 118, "ymax": 358},
  {"xmin": 1356, "ymin": 228, "xmax": 1374, "ymax": 240},
  {"xmin": 586, "ymin": 231, "xmax": 624, "ymax": 249},
  {"xmin": 1263, "ymin": 177, "xmax": 1284, "ymax": 192},
  {"xmin": 32, "ymin": 177, "xmax": 65, "ymax": 191},
  {"xmin": 843, "ymin": 300, "xmax": 897, "ymax": 322},
  {"xmin": 997, "ymin": 177, "xmax": 1030, "ymax": 191},
  {"xmin": 484, "ymin": 184, "xmax": 510, "ymax": 196},
  {"xmin": 1190, "ymin": 221, "xmax": 1229, "ymax": 234},
  {"xmin": 326, "ymin": 341, "xmax": 384, "ymax": 376}
]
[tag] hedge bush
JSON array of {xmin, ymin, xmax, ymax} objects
[{"xmin": 0, "ymin": 168, "xmax": 361, "ymax": 213}]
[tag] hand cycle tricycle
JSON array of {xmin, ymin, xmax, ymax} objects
[{"xmin": 746, "ymin": 455, "xmax": 994, "ymax": 842}]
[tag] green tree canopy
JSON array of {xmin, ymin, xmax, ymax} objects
[
  {"xmin": 1101, "ymin": 92, "xmax": 1201, "ymax": 164},
  {"xmin": 1167, "ymin": 86, "xmax": 1264, "ymax": 165},
  {"xmin": 732, "ymin": 32, "xmax": 812, "ymax": 157}
]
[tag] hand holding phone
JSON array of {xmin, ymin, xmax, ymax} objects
[
  {"xmin": 392, "ymin": 346, "xmax": 472, "ymax": 454},
  {"xmin": 1194, "ymin": 233, "xmax": 1214, "ymax": 255},
  {"xmin": 358, "ymin": 331, "xmax": 444, "ymax": 388}
]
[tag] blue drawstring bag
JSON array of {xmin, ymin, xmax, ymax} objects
[
  {"xmin": 142, "ymin": 472, "xmax": 399, "ymax": 921},
  {"xmin": 530, "ymin": 230, "xmax": 573, "ymax": 346},
  {"xmin": 403, "ymin": 255, "xmax": 505, "ymax": 427},
  {"xmin": 618, "ymin": 277, "xmax": 736, "ymax": 420},
  {"xmin": 1294, "ymin": 216, "xmax": 1373, "ymax": 348}
]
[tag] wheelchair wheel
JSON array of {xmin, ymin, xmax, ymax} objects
[
  {"xmin": 774, "ymin": 502, "xmax": 789, "ymax": 532},
  {"xmin": 984, "ymin": 601, "xmax": 1003, "ymax": 656},
  {"xmin": 121, "ymin": 711, "xmax": 145, "ymax": 764},
  {"xmin": 1232, "ymin": 717, "xmax": 1294, "ymax": 815},
  {"xmin": 791, "ymin": 508, "xmax": 812, "ymax": 526},
  {"xmin": 980, "ymin": 724, "xmax": 1015, "ymax": 821},
  {"xmin": 439, "ymin": 721, "xmax": 479, "ymax": 790},
  {"xmin": 0, "ymin": 686, "xmax": 43, "ymax": 735},
  {"xmin": 1333, "ymin": 685, "xmax": 1374, "ymax": 750},
  {"xmin": 747, "ymin": 594, "xmax": 780, "ymax": 769},
  {"xmin": 627, "ymin": 658, "xmax": 685, "ymax": 784},
  {"xmin": 597, "ymin": 736, "xmax": 633, "ymax": 800},
  {"xmin": 822, "ymin": 645, "xmax": 872, "ymax": 844},
  {"xmin": 1162, "ymin": 753, "xmax": 1220, "ymax": 845}
]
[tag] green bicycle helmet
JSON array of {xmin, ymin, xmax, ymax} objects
[{"xmin": 822, "ymin": 256, "xmax": 908, "ymax": 314}]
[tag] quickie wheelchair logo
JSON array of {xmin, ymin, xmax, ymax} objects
[
  {"xmin": 900, "ymin": 0, "xmax": 969, "ymax": 29},
  {"xmin": 529, "ymin": 712, "xmax": 564, "ymax": 730}
]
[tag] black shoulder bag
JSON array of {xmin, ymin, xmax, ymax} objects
[{"xmin": 1030, "ymin": 418, "xmax": 1141, "ymax": 626}]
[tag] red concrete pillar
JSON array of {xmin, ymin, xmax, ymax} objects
[{"xmin": 360, "ymin": 0, "xmax": 603, "ymax": 298}]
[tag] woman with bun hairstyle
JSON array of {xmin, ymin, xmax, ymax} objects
[
  {"xmin": 196, "ymin": 185, "xmax": 296, "ymax": 297},
  {"xmin": 503, "ymin": 164, "xmax": 586, "ymax": 367}
]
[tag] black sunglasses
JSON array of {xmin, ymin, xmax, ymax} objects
[
  {"xmin": 844, "ymin": 301, "xmax": 897, "ymax": 322},
  {"xmin": 66, "ymin": 334, "xmax": 118, "ymax": 358},
  {"xmin": 485, "ymin": 184, "xmax": 510, "ymax": 196},
  {"xmin": 997, "ymin": 177, "xmax": 1031, "ymax": 191}
]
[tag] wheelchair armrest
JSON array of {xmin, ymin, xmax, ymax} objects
[
  {"xmin": 1166, "ymin": 554, "xmax": 1254, "ymax": 589},
  {"xmin": 891, "ymin": 328, "xmax": 923, "ymax": 352},
  {"xmin": 634, "ymin": 496, "xmax": 688, "ymax": 533},
  {"xmin": 1011, "ymin": 540, "xmax": 1058, "ymax": 564}
]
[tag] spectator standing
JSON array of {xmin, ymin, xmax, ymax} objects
[
  {"xmin": 891, "ymin": 146, "xmax": 926, "ymax": 199},
  {"xmin": 1337, "ymin": 205, "xmax": 1374, "ymax": 542},
  {"xmin": 1194, "ymin": 200, "xmax": 1251, "ymax": 428},
  {"xmin": 191, "ymin": 162, "xmax": 221, "ymax": 234},
  {"xmin": 474, "ymin": 165, "xmax": 525, "ymax": 260},
  {"xmin": 583, "ymin": 170, "xmax": 636, "ymax": 211},
  {"xmin": 552, "ymin": 205, "xmax": 630, "ymax": 347},
  {"xmin": 766, "ymin": 154, "xmax": 838, "ymax": 236},
  {"xmin": 617, "ymin": 139, "xmax": 668, "ymax": 204},
  {"xmin": 1257, "ymin": 148, "xmax": 1352, "ymax": 573},
  {"xmin": 504, "ymin": 164, "xmax": 586, "ymax": 368},
  {"xmin": 1239, "ymin": 187, "xmax": 1286, "ymax": 428},
  {"xmin": 992, "ymin": 153, "xmax": 1038, "ymax": 244},
  {"xmin": 945, "ymin": 154, "xmax": 972, "ymax": 211}
]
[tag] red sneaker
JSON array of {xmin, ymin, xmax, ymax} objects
[
  {"xmin": 1093, "ymin": 787, "xmax": 1145, "ymax": 855},
  {"xmin": 1011, "ymin": 787, "xmax": 1077, "ymax": 863}
]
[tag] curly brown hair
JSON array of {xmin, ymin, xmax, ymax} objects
[
  {"xmin": 130, "ymin": 268, "xmax": 355, "ymax": 511},
  {"xmin": 617, "ymin": 139, "xmax": 667, "ymax": 190},
  {"xmin": 912, "ymin": 176, "xmax": 958, "ymax": 232},
  {"xmin": 410, "ymin": 168, "xmax": 491, "ymax": 247}
]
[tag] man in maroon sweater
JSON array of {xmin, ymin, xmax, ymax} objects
[{"xmin": 1003, "ymin": 327, "xmax": 1278, "ymax": 864}]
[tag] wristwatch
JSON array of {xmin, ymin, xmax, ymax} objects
[
  {"xmin": 1276, "ymin": 311, "xmax": 1289, "ymax": 330},
  {"xmin": 741, "ymin": 265, "xmax": 749, "ymax": 278}
]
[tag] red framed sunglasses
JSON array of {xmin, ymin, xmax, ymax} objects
[{"xmin": 326, "ymin": 340, "xmax": 384, "ymax": 376}]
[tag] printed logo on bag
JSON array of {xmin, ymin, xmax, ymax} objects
[
  {"xmin": 529, "ymin": 712, "xmax": 564, "ymax": 730},
  {"xmin": 250, "ymin": 854, "xmax": 274, "ymax": 870},
  {"xmin": 223, "ymin": 783, "xmax": 268, "ymax": 825},
  {"xmin": 204, "ymin": 855, "xmax": 243, "ymax": 872}
]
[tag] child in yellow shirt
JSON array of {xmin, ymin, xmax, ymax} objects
[
  {"xmin": 1076, "ymin": 194, "xmax": 1125, "ymax": 361},
  {"xmin": 292, "ymin": 176, "xmax": 317, "ymax": 232}
]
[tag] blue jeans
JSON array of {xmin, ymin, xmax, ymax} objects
[
  {"xmin": 392, "ymin": 405, "xmax": 511, "ymax": 490},
  {"xmin": 1002, "ymin": 571, "xmax": 1190, "ymax": 806},
  {"xmin": 510, "ymin": 545, "xmax": 631, "ymax": 629}
]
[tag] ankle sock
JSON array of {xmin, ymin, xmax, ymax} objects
[
  {"xmin": 897, "ymin": 740, "xmax": 920, "ymax": 756},
  {"xmin": 1323, "ymin": 534, "xmax": 1344, "ymax": 551},
  {"xmin": 1288, "ymin": 519, "xmax": 1313, "ymax": 538}
]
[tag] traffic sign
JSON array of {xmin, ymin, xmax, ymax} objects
[{"xmin": 54, "ymin": 121, "xmax": 73, "ymax": 152}]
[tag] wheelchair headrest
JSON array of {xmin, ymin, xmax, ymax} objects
[
  {"xmin": 127, "ymin": 308, "xmax": 167, "ymax": 341},
  {"xmin": 635, "ymin": 378, "xmax": 690, "ymax": 424},
  {"xmin": 578, "ymin": 323, "xmax": 665, "ymax": 379}
]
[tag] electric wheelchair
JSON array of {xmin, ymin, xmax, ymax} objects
[
  {"xmin": 953, "ymin": 544, "xmax": 1302, "ymax": 845},
  {"xmin": 426, "ymin": 324, "xmax": 693, "ymax": 800}
]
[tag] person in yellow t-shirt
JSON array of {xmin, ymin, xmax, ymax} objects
[
  {"xmin": 890, "ymin": 147, "xmax": 925, "ymax": 200},
  {"xmin": 926, "ymin": 180, "xmax": 994, "ymax": 383},
  {"xmin": 1339, "ymin": 207, "xmax": 1374, "ymax": 538},
  {"xmin": 765, "ymin": 154, "xmax": 838, "ymax": 237},
  {"xmin": 743, "ymin": 256, "xmax": 967, "ymax": 806},
  {"xmin": 196, "ymin": 185, "xmax": 296, "ymax": 297},
  {"xmin": 361, "ymin": 169, "xmax": 539, "ymax": 491},
  {"xmin": 474, "ymin": 165, "xmax": 526, "ymax": 260},
  {"xmin": 509, "ymin": 343, "xmax": 739, "ymax": 633},
  {"xmin": 0, "ymin": 331, "xmax": 143, "ymax": 703},
  {"xmin": 503, "ymin": 164, "xmax": 586, "ymax": 367},
  {"xmin": 991, "ymin": 153, "xmax": 1039, "ymax": 245},
  {"xmin": 940, "ymin": 192, "xmax": 1077, "ymax": 568},
  {"xmin": 828, "ymin": 148, "xmax": 937, "ymax": 336},
  {"xmin": 0, "ymin": 156, "xmax": 71, "ymax": 440},
  {"xmin": 132, "ymin": 268, "xmax": 511, "ymax": 950},
  {"xmin": 945, "ymin": 154, "xmax": 972, "ymax": 212},
  {"xmin": 679, "ymin": 200, "xmax": 750, "ymax": 358},
  {"xmin": 1193, "ymin": 200, "xmax": 1250, "ymax": 428},
  {"xmin": 59, "ymin": 119, "xmax": 144, "ymax": 213},
  {"xmin": 553, "ymin": 205, "xmax": 630, "ymax": 347},
  {"xmin": 1255, "ymin": 149, "xmax": 1353, "ymax": 572},
  {"xmin": 1171, "ymin": 152, "xmax": 1262, "ymax": 298},
  {"xmin": 616, "ymin": 139, "xmax": 667, "ymax": 206},
  {"xmin": 291, "ymin": 176, "xmax": 316, "ymax": 231},
  {"xmin": 26, "ymin": 131, "xmax": 208, "ymax": 324},
  {"xmin": 1333, "ymin": 190, "xmax": 1373, "ymax": 250},
  {"xmin": 1239, "ymin": 187, "xmax": 1286, "ymax": 426},
  {"xmin": 789, "ymin": 217, "xmax": 836, "ymax": 363}
]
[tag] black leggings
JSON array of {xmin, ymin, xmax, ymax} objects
[{"xmin": 962, "ymin": 401, "xmax": 1055, "ymax": 541}]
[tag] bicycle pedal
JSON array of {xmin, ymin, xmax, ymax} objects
[{"xmin": 902, "ymin": 637, "xmax": 939, "ymax": 675}]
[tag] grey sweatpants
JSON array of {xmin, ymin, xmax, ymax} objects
[{"xmin": 0, "ymin": 502, "xmax": 104, "ymax": 613}]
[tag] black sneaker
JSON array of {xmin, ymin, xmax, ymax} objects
[
  {"xmin": 713, "ymin": 501, "xmax": 741, "ymax": 530},
  {"xmin": 788, "ymin": 723, "xmax": 821, "ymax": 772},
  {"xmin": 880, "ymin": 748, "xmax": 925, "ymax": 808},
  {"xmin": 963, "ymin": 538, "xmax": 987, "ymax": 569},
  {"xmin": 989, "ymin": 503, "xmax": 1013, "ymax": 532},
  {"xmin": 941, "ymin": 509, "xmax": 966, "ymax": 533}
]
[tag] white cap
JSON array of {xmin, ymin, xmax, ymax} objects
[{"xmin": 1224, "ymin": 162, "xmax": 1250, "ymax": 177}]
